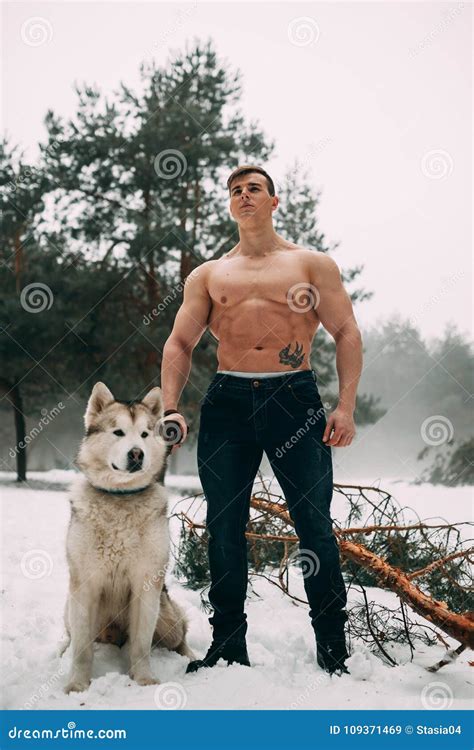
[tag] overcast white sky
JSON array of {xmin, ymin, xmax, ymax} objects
[{"xmin": 2, "ymin": 1, "xmax": 472, "ymax": 340}]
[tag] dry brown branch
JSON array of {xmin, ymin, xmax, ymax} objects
[
  {"xmin": 246, "ymin": 532, "xmax": 297, "ymax": 543},
  {"xmin": 180, "ymin": 514, "xmax": 298, "ymax": 544},
  {"xmin": 171, "ymin": 478, "xmax": 473, "ymax": 663},
  {"xmin": 251, "ymin": 570, "xmax": 309, "ymax": 606},
  {"xmin": 408, "ymin": 549, "xmax": 474, "ymax": 581},
  {"xmin": 250, "ymin": 496, "xmax": 474, "ymax": 650},
  {"xmin": 358, "ymin": 579, "xmax": 398, "ymax": 666},
  {"xmin": 339, "ymin": 522, "xmax": 469, "ymax": 535}
]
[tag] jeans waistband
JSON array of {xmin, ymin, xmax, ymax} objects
[
  {"xmin": 216, "ymin": 369, "xmax": 306, "ymax": 378},
  {"xmin": 208, "ymin": 368, "xmax": 317, "ymax": 391}
]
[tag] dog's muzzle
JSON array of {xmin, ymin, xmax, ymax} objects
[{"xmin": 126, "ymin": 447, "xmax": 144, "ymax": 473}]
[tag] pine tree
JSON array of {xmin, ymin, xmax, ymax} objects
[
  {"xmin": 1, "ymin": 38, "xmax": 381, "ymax": 476},
  {"xmin": 37, "ymin": 39, "xmax": 272, "ymax": 387}
]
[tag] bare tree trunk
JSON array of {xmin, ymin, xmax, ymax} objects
[
  {"xmin": 0, "ymin": 377, "xmax": 27, "ymax": 481},
  {"xmin": 14, "ymin": 225, "xmax": 24, "ymax": 294}
]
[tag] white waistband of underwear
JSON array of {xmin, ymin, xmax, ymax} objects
[{"xmin": 216, "ymin": 369, "xmax": 305, "ymax": 379}]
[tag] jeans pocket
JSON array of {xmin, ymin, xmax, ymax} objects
[
  {"xmin": 288, "ymin": 379, "xmax": 321, "ymax": 405},
  {"xmin": 201, "ymin": 382, "xmax": 223, "ymax": 407}
]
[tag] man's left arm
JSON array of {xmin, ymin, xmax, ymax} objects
[{"xmin": 308, "ymin": 252, "xmax": 363, "ymax": 447}]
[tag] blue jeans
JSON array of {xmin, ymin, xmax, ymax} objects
[{"xmin": 197, "ymin": 369, "xmax": 347, "ymax": 643}]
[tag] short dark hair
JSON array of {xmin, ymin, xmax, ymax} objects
[{"xmin": 227, "ymin": 165, "xmax": 275, "ymax": 197}]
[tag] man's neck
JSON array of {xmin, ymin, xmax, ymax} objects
[{"xmin": 236, "ymin": 225, "xmax": 281, "ymax": 258}]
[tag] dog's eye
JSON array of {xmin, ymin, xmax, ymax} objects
[
  {"xmin": 141, "ymin": 431, "xmax": 149, "ymax": 438},
  {"xmin": 113, "ymin": 429, "xmax": 125, "ymax": 437}
]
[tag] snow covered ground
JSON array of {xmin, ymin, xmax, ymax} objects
[{"xmin": 0, "ymin": 471, "xmax": 472, "ymax": 711}]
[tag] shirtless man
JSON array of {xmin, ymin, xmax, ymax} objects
[{"xmin": 160, "ymin": 165, "xmax": 363, "ymax": 675}]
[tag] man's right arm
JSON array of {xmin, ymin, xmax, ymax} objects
[{"xmin": 161, "ymin": 264, "xmax": 212, "ymax": 413}]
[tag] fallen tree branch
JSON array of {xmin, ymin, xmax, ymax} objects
[
  {"xmin": 339, "ymin": 522, "xmax": 470, "ymax": 536},
  {"xmin": 179, "ymin": 515, "xmax": 298, "ymax": 544},
  {"xmin": 358, "ymin": 579, "xmax": 398, "ymax": 666},
  {"xmin": 408, "ymin": 549, "xmax": 473, "ymax": 581},
  {"xmin": 427, "ymin": 644, "xmax": 466, "ymax": 673},
  {"xmin": 250, "ymin": 496, "xmax": 474, "ymax": 650}
]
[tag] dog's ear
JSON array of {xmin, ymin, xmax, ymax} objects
[
  {"xmin": 84, "ymin": 382, "xmax": 115, "ymax": 430},
  {"xmin": 141, "ymin": 387, "xmax": 163, "ymax": 418}
]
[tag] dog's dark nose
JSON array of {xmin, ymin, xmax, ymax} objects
[{"xmin": 127, "ymin": 447, "xmax": 144, "ymax": 465}]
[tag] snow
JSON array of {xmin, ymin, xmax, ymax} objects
[{"xmin": 0, "ymin": 471, "xmax": 472, "ymax": 711}]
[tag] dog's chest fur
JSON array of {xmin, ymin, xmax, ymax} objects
[{"xmin": 67, "ymin": 477, "xmax": 168, "ymax": 571}]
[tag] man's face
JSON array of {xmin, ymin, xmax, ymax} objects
[{"xmin": 228, "ymin": 172, "xmax": 278, "ymax": 225}]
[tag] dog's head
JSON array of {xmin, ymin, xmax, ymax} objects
[{"xmin": 75, "ymin": 382, "xmax": 167, "ymax": 491}]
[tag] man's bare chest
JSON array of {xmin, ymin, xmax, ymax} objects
[{"xmin": 207, "ymin": 261, "xmax": 311, "ymax": 308}]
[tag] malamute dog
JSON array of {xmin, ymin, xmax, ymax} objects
[{"xmin": 61, "ymin": 382, "xmax": 194, "ymax": 693}]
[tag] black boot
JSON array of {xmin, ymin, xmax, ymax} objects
[
  {"xmin": 316, "ymin": 636, "xmax": 350, "ymax": 675},
  {"xmin": 186, "ymin": 638, "xmax": 251, "ymax": 674},
  {"xmin": 313, "ymin": 612, "xmax": 350, "ymax": 675}
]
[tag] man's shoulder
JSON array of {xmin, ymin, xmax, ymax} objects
[
  {"xmin": 290, "ymin": 246, "xmax": 335, "ymax": 265},
  {"xmin": 294, "ymin": 249, "xmax": 341, "ymax": 285},
  {"xmin": 188, "ymin": 257, "xmax": 222, "ymax": 279},
  {"xmin": 184, "ymin": 257, "xmax": 224, "ymax": 297}
]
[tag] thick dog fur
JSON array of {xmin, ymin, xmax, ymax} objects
[{"xmin": 61, "ymin": 382, "xmax": 194, "ymax": 693}]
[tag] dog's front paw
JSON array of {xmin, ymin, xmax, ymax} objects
[
  {"xmin": 64, "ymin": 678, "xmax": 90, "ymax": 694},
  {"xmin": 130, "ymin": 671, "xmax": 159, "ymax": 687}
]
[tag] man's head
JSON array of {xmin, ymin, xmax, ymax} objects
[
  {"xmin": 227, "ymin": 165, "xmax": 275, "ymax": 197},
  {"xmin": 227, "ymin": 165, "xmax": 278, "ymax": 225}
]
